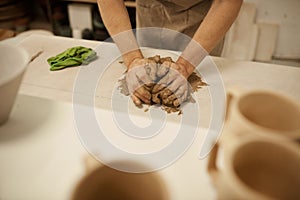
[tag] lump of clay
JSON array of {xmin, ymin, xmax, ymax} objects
[{"xmin": 119, "ymin": 55, "xmax": 207, "ymax": 114}]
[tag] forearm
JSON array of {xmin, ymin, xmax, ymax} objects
[
  {"xmin": 97, "ymin": 0, "xmax": 143, "ymax": 67},
  {"xmin": 178, "ymin": 0, "xmax": 243, "ymax": 74},
  {"xmin": 195, "ymin": 0, "xmax": 243, "ymax": 52}
]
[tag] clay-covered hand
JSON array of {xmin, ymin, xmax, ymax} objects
[
  {"xmin": 152, "ymin": 61, "xmax": 192, "ymax": 107},
  {"xmin": 126, "ymin": 58, "xmax": 157, "ymax": 106}
]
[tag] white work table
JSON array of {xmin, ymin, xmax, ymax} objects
[
  {"xmin": 0, "ymin": 35, "xmax": 299, "ymax": 200},
  {"xmin": 17, "ymin": 35, "xmax": 300, "ymax": 102}
]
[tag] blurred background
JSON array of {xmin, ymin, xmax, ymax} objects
[{"xmin": 0, "ymin": 0, "xmax": 299, "ymax": 67}]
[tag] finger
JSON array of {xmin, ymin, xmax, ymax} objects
[
  {"xmin": 162, "ymin": 98, "xmax": 169, "ymax": 106},
  {"xmin": 161, "ymin": 88, "xmax": 173, "ymax": 99},
  {"xmin": 174, "ymin": 84, "xmax": 187, "ymax": 98},
  {"xmin": 160, "ymin": 87, "xmax": 178, "ymax": 106},
  {"xmin": 166, "ymin": 93, "xmax": 177, "ymax": 102},
  {"xmin": 162, "ymin": 85, "xmax": 186, "ymax": 107},
  {"xmin": 162, "ymin": 96, "xmax": 173, "ymax": 106},
  {"xmin": 152, "ymin": 83, "xmax": 166, "ymax": 94},
  {"xmin": 166, "ymin": 77, "xmax": 182, "ymax": 94},
  {"xmin": 180, "ymin": 90, "xmax": 188, "ymax": 103},
  {"xmin": 126, "ymin": 74, "xmax": 143, "ymax": 95},
  {"xmin": 173, "ymin": 90, "xmax": 188, "ymax": 107},
  {"xmin": 173, "ymin": 99, "xmax": 180, "ymax": 107},
  {"xmin": 152, "ymin": 74, "xmax": 172, "ymax": 93},
  {"xmin": 157, "ymin": 61, "xmax": 171, "ymax": 78},
  {"xmin": 152, "ymin": 93, "xmax": 161, "ymax": 104},
  {"xmin": 131, "ymin": 94, "xmax": 142, "ymax": 108},
  {"xmin": 134, "ymin": 87, "xmax": 151, "ymax": 104},
  {"xmin": 128, "ymin": 60, "xmax": 153, "ymax": 85},
  {"xmin": 146, "ymin": 59, "xmax": 158, "ymax": 82},
  {"xmin": 143, "ymin": 82, "xmax": 155, "ymax": 91},
  {"xmin": 134, "ymin": 67, "xmax": 152, "ymax": 85}
]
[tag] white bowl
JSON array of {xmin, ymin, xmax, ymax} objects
[{"xmin": 0, "ymin": 44, "xmax": 29, "ymax": 125}]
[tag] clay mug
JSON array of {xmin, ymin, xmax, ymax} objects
[
  {"xmin": 72, "ymin": 158, "xmax": 169, "ymax": 200},
  {"xmin": 224, "ymin": 88, "xmax": 300, "ymax": 141},
  {"xmin": 208, "ymin": 135, "xmax": 300, "ymax": 200},
  {"xmin": 0, "ymin": 44, "xmax": 29, "ymax": 125}
]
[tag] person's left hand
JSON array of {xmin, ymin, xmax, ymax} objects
[
  {"xmin": 125, "ymin": 58, "xmax": 157, "ymax": 106},
  {"xmin": 152, "ymin": 60, "xmax": 193, "ymax": 107}
]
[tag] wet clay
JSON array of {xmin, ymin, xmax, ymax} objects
[{"xmin": 119, "ymin": 55, "xmax": 207, "ymax": 114}]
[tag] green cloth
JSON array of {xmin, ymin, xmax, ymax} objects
[{"xmin": 47, "ymin": 46, "xmax": 97, "ymax": 71}]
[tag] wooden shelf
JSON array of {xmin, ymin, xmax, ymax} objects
[
  {"xmin": 48, "ymin": 0, "xmax": 136, "ymax": 38},
  {"xmin": 61, "ymin": 0, "xmax": 136, "ymax": 7}
]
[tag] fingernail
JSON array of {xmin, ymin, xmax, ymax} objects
[
  {"xmin": 134, "ymin": 100, "xmax": 143, "ymax": 108},
  {"xmin": 173, "ymin": 100, "xmax": 180, "ymax": 107}
]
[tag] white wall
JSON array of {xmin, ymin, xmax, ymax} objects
[{"xmin": 245, "ymin": 0, "xmax": 300, "ymax": 59}]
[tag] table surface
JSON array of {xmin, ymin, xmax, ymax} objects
[
  {"xmin": 18, "ymin": 35, "xmax": 300, "ymax": 102},
  {"xmin": 0, "ymin": 94, "xmax": 214, "ymax": 200},
  {"xmin": 0, "ymin": 34, "xmax": 299, "ymax": 200}
]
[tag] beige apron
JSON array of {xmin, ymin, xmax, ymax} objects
[{"xmin": 136, "ymin": 0, "xmax": 224, "ymax": 56}]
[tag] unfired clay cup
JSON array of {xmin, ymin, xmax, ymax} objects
[
  {"xmin": 208, "ymin": 136, "xmax": 300, "ymax": 200},
  {"xmin": 207, "ymin": 88, "xmax": 300, "ymax": 199},
  {"xmin": 225, "ymin": 88, "xmax": 300, "ymax": 141},
  {"xmin": 0, "ymin": 44, "xmax": 29, "ymax": 125},
  {"xmin": 72, "ymin": 159, "xmax": 169, "ymax": 200}
]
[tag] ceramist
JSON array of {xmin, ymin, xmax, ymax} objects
[{"xmin": 97, "ymin": 0, "xmax": 242, "ymax": 106}]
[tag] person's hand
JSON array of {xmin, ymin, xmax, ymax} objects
[
  {"xmin": 126, "ymin": 58, "xmax": 157, "ymax": 106},
  {"xmin": 152, "ymin": 60, "xmax": 193, "ymax": 107}
]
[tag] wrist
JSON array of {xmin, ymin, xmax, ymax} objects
[
  {"xmin": 123, "ymin": 49, "xmax": 143, "ymax": 68},
  {"xmin": 176, "ymin": 56, "xmax": 195, "ymax": 78}
]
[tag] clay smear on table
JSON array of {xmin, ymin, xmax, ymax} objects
[{"xmin": 118, "ymin": 55, "xmax": 207, "ymax": 114}]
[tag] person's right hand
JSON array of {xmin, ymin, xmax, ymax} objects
[
  {"xmin": 126, "ymin": 58, "xmax": 157, "ymax": 107},
  {"xmin": 152, "ymin": 60, "xmax": 192, "ymax": 107}
]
